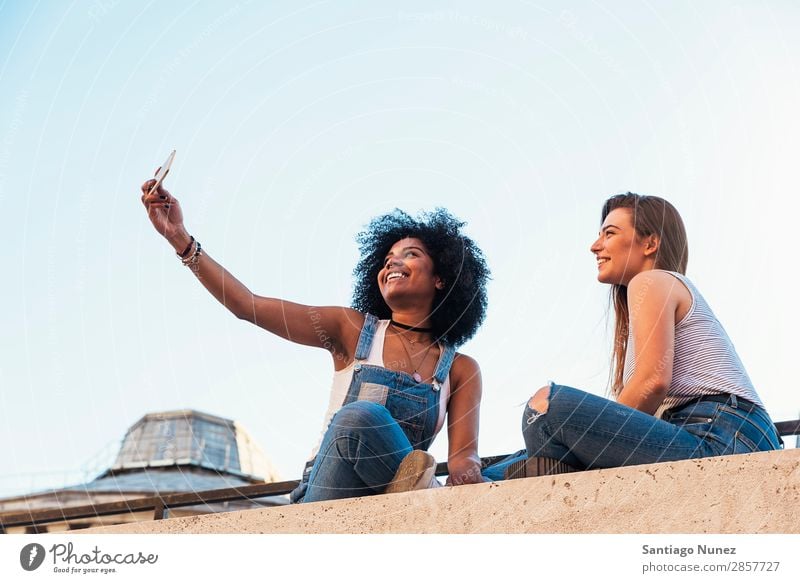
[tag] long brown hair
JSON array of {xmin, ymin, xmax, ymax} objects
[{"xmin": 602, "ymin": 193, "xmax": 689, "ymax": 394}]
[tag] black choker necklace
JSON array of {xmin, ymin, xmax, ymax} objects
[{"xmin": 390, "ymin": 319, "xmax": 433, "ymax": 333}]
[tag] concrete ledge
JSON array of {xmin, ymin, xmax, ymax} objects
[{"xmin": 83, "ymin": 449, "xmax": 800, "ymax": 534}]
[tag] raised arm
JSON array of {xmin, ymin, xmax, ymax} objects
[
  {"xmin": 141, "ymin": 179, "xmax": 362, "ymax": 367},
  {"xmin": 616, "ymin": 270, "xmax": 689, "ymax": 414},
  {"xmin": 444, "ymin": 353, "xmax": 484, "ymax": 485}
]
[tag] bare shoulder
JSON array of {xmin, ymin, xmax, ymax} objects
[
  {"xmin": 627, "ymin": 270, "xmax": 691, "ymax": 318},
  {"xmin": 628, "ymin": 269, "xmax": 674, "ymax": 289},
  {"xmin": 628, "ymin": 270, "xmax": 689, "ymax": 300},
  {"xmin": 450, "ymin": 352, "xmax": 482, "ymax": 387}
]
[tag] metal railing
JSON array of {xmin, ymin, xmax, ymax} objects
[{"xmin": 2, "ymin": 423, "xmax": 798, "ymax": 533}]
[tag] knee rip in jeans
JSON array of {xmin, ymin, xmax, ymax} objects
[{"xmin": 526, "ymin": 384, "xmax": 552, "ymax": 425}]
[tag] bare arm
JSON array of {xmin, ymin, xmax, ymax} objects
[
  {"xmin": 616, "ymin": 271, "xmax": 685, "ymax": 415},
  {"xmin": 445, "ymin": 353, "xmax": 484, "ymax": 485},
  {"xmin": 140, "ymin": 179, "xmax": 362, "ymax": 365}
]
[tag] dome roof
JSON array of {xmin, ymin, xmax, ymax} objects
[{"xmin": 111, "ymin": 410, "xmax": 279, "ymax": 481}]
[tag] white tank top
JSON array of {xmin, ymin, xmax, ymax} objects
[
  {"xmin": 622, "ymin": 271, "xmax": 763, "ymax": 419},
  {"xmin": 308, "ymin": 320, "xmax": 451, "ymax": 460}
]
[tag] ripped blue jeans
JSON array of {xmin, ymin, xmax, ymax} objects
[
  {"xmin": 483, "ymin": 383, "xmax": 782, "ymax": 479},
  {"xmin": 522, "ymin": 384, "xmax": 782, "ymax": 469}
]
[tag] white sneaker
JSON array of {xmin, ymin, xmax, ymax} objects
[{"xmin": 385, "ymin": 450, "xmax": 440, "ymax": 494}]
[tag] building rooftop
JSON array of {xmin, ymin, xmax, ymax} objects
[
  {"xmin": 109, "ymin": 409, "xmax": 279, "ymax": 482},
  {"xmin": 0, "ymin": 409, "xmax": 287, "ymax": 532}
]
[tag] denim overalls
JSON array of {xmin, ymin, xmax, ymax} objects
[{"xmin": 291, "ymin": 314, "xmax": 455, "ymax": 502}]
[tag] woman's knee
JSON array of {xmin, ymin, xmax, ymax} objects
[
  {"xmin": 526, "ymin": 383, "xmax": 590, "ymax": 418},
  {"xmin": 527, "ymin": 384, "xmax": 552, "ymax": 414},
  {"xmin": 331, "ymin": 400, "xmax": 392, "ymax": 430}
]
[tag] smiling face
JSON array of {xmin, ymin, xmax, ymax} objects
[
  {"xmin": 590, "ymin": 208, "xmax": 657, "ymax": 286},
  {"xmin": 377, "ymin": 237, "xmax": 443, "ymax": 311}
]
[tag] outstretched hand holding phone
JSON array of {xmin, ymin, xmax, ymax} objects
[
  {"xmin": 140, "ymin": 150, "xmax": 191, "ymax": 251},
  {"xmin": 137, "ymin": 149, "xmax": 348, "ymax": 358}
]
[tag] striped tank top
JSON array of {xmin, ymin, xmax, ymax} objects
[{"xmin": 622, "ymin": 270, "xmax": 763, "ymax": 419}]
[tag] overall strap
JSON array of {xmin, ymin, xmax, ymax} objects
[
  {"xmin": 432, "ymin": 343, "xmax": 456, "ymax": 385},
  {"xmin": 354, "ymin": 313, "xmax": 379, "ymax": 361}
]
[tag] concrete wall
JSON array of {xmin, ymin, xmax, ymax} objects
[{"xmin": 83, "ymin": 449, "xmax": 800, "ymax": 534}]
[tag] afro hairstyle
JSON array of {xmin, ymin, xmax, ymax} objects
[{"xmin": 351, "ymin": 208, "xmax": 489, "ymax": 347}]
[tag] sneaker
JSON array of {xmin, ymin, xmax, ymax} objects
[{"xmin": 385, "ymin": 450, "xmax": 439, "ymax": 494}]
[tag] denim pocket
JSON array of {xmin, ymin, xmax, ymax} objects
[
  {"xmin": 733, "ymin": 430, "xmax": 759, "ymax": 453},
  {"xmin": 717, "ymin": 406, "xmax": 782, "ymax": 451},
  {"xmin": 672, "ymin": 403, "xmax": 778, "ymax": 455},
  {"xmin": 385, "ymin": 389, "xmax": 428, "ymax": 448},
  {"xmin": 357, "ymin": 382, "xmax": 389, "ymax": 405},
  {"xmin": 668, "ymin": 412, "xmax": 716, "ymax": 437},
  {"xmin": 668, "ymin": 404, "xmax": 727, "ymax": 451},
  {"xmin": 670, "ymin": 414, "xmax": 715, "ymax": 426}
]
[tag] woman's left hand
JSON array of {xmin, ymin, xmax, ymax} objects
[{"xmin": 446, "ymin": 456, "xmax": 485, "ymax": 486}]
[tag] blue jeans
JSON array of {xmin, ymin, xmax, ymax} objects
[
  {"xmin": 524, "ymin": 384, "xmax": 782, "ymax": 469},
  {"xmin": 302, "ymin": 401, "xmax": 413, "ymax": 503},
  {"xmin": 483, "ymin": 384, "xmax": 782, "ymax": 479}
]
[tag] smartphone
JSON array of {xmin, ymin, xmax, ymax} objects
[{"xmin": 148, "ymin": 149, "xmax": 176, "ymax": 196}]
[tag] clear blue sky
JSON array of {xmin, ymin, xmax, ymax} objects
[{"xmin": 1, "ymin": 0, "xmax": 798, "ymax": 496}]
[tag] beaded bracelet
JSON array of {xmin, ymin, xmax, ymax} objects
[
  {"xmin": 179, "ymin": 238, "xmax": 202, "ymax": 277},
  {"xmin": 177, "ymin": 236, "xmax": 195, "ymax": 259}
]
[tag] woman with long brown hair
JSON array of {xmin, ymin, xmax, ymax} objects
[{"xmin": 486, "ymin": 192, "xmax": 781, "ymax": 479}]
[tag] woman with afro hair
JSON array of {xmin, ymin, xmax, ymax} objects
[{"xmin": 142, "ymin": 177, "xmax": 490, "ymax": 503}]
